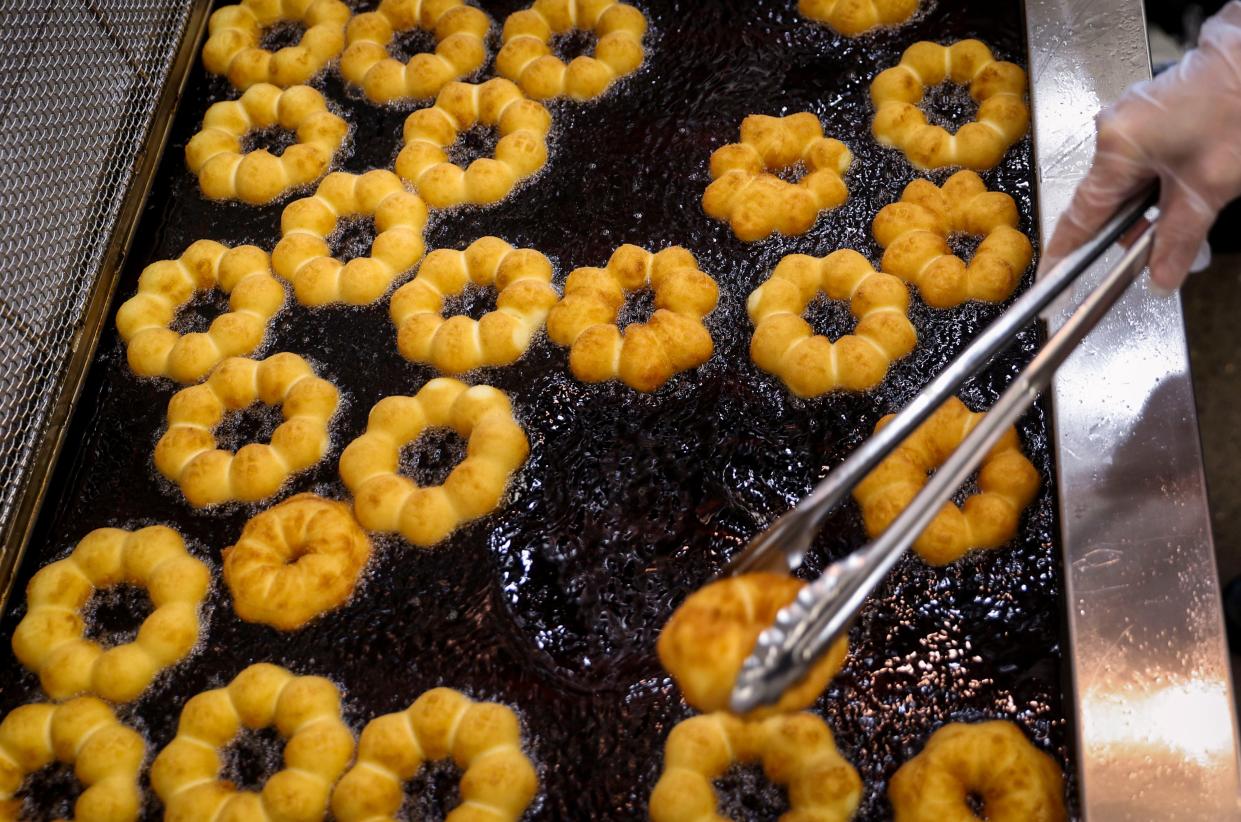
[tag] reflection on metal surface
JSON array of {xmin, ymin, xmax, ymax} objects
[{"xmin": 1025, "ymin": 0, "xmax": 1241, "ymax": 818}]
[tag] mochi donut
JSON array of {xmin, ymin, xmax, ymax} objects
[
  {"xmin": 223, "ymin": 494, "xmax": 373, "ymax": 631},
  {"xmin": 888, "ymin": 721, "xmax": 1067, "ymax": 822},
  {"xmin": 390, "ymin": 236, "xmax": 559, "ymax": 373},
  {"xmin": 657, "ymin": 572, "xmax": 849, "ymax": 719},
  {"xmin": 546, "ymin": 244, "xmax": 719, "ymax": 392},
  {"xmin": 186, "ymin": 83, "xmax": 348, "ymax": 205},
  {"xmin": 871, "ymin": 39, "xmax": 1029, "ymax": 170},
  {"xmin": 11, "ymin": 526, "xmax": 209, "ymax": 703},
  {"xmin": 341, "ymin": 0, "xmax": 490, "ymax": 103},
  {"xmin": 0, "ymin": 698, "xmax": 145, "ymax": 822},
  {"xmin": 339, "ymin": 379, "xmax": 529, "ymax": 547},
  {"xmin": 496, "ymin": 0, "xmax": 647, "ymax": 101},
  {"xmin": 395, "ymin": 78, "xmax": 552, "ymax": 208},
  {"xmin": 332, "ymin": 688, "xmax": 538, "ymax": 821},
  {"xmin": 853, "ymin": 396, "xmax": 1040, "ymax": 565},
  {"xmin": 703, "ymin": 113, "xmax": 852, "ymax": 242},
  {"xmin": 650, "ymin": 712, "xmax": 861, "ymax": 822},
  {"xmin": 115, "ymin": 240, "xmax": 285, "ymax": 383},
  {"xmin": 872, "ymin": 170, "xmax": 1034, "ymax": 307},
  {"xmin": 799, "ymin": 0, "xmax": 920, "ymax": 36},
  {"xmin": 203, "ymin": 0, "xmax": 350, "ymax": 89},
  {"xmin": 150, "ymin": 663, "xmax": 354, "ymax": 821},
  {"xmin": 155, "ymin": 352, "xmax": 339, "ymax": 508},
  {"xmin": 748, "ymin": 249, "xmax": 917, "ymax": 397}
]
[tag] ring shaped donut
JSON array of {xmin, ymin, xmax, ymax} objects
[
  {"xmin": 650, "ymin": 712, "xmax": 862, "ymax": 822},
  {"xmin": 154, "ymin": 352, "xmax": 339, "ymax": 508},
  {"xmin": 150, "ymin": 663, "xmax": 354, "ymax": 821},
  {"xmin": 546, "ymin": 244, "xmax": 719, "ymax": 392},
  {"xmin": 339, "ymin": 378, "xmax": 529, "ymax": 547},
  {"xmin": 0, "ymin": 698, "xmax": 145, "ymax": 821},
  {"xmin": 11, "ymin": 526, "xmax": 209, "ymax": 703},
  {"xmin": 853, "ymin": 396, "xmax": 1039, "ymax": 565},
  {"xmin": 799, "ymin": 0, "xmax": 920, "ymax": 36},
  {"xmin": 116, "ymin": 240, "xmax": 285, "ymax": 383},
  {"xmin": 202, "ymin": 0, "xmax": 350, "ymax": 89},
  {"xmin": 748, "ymin": 249, "xmax": 917, "ymax": 397},
  {"xmin": 496, "ymin": 0, "xmax": 647, "ymax": 101},
  {"xmin": 341, "ymin": 0, "xmax": 491, "ymax": 103},
  {"xmin": 332, "ymin": 688, "xmax": 538, "ymax": 821}
]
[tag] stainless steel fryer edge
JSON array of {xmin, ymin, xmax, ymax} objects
[{"xmin": 1025, "ymin": 0, "xmax": 1241, "ymax": 817}]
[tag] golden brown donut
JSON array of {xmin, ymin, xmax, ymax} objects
[
  {"xmin": 799, "ymin": 0, "xmax": 919, "ymax": 36},
  {"xmin": 202, "ymin": 0, "xmax": 350, "ymax": 90},
  {"xmin": 650, "ymin": 711, "xmax": 861, "ymax": 822},
  {"xmin": 150, "ymin": 663, "xmax": 355, "ymax": 821},
  {"xmin": 154, "ymin": 352, "xmax": 339, "ymax": 508},
  {"xmin": 185, "ymin": 83, "xmax": 348, "ymax": 206},
  {"xmin": 657, "ymin": 573, "xmax": 849, "ymax": 719},
  {"xmin": 339, "ymin": 378, "xmax": 529, "ymax": 547},
  {"xmin": 871, "ymin": 39, "xmax": 1029, "ymax": 171},
  {"xmin": 272, "ymin": 170, "xmax": 429, "ymax": 307},
  {"xmin": 115, "ymin": 239, "xmax": 286, "ymax": 384},
  {"xmin": 853, "ymin": 396, "xmax": 1040, "ymax": 566},
  {"xmin": 331, "ymin": 688, "xmax": 539, "ymax": 821},
  {"xmin": 703, "ymin": 113, "xmax": 852, "ymax": 242},
  {"xmin": 395, "ymin": 78, "xmax": 552, "ymax": 208},
  {"xmin": 11, "ymin": 526, "xmax": 210, "ymax": 704},
  {"xmin": 888, "ymin": 721, "xmax": 1066, "ymax": 822},
  {"xmin": 872, "ymin": 170, "xmax": 1033, "ymax": 308},
  {"xmin": 0, "ymin": 698, "xmax": 145, "ymax": 822},
  {"xmin": 341, "ymin": 0, "xmax": 490, "ymax": 103},
  {"xmin": 390, "ymin": 236, "xmax": 559, "ymax": 374},
  {"xmin": 496, "ymin": 0, "xmax": 647, "ymax": 102},
  {"xmin": 546, "ymin": 244, "xmax": 719, "ymax": 392},
  {"xmin": 748, "ymin": 249, "xmax": 917, "ymax": 397},
  {"xmin": 223, "ymin": 494, "xmax": 372, "ymax": 631}
]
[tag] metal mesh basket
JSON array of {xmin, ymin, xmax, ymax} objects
[{"xmin": 0, "ymin": 1, "xmax": 194, "ymax": 549}]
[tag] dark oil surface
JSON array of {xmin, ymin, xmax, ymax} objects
[{"xmin": 0, "ymin": 1, "xmax": 1073, "ymax": 819}]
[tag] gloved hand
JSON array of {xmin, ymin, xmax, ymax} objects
[{"xmin": 1044, "ymin": 1, "xmax": 1241, "ymax": 292}]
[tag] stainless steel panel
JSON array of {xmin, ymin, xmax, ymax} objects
[{"xmin": 1025, "ymin": 1, "xmax": 1241, "ymax": 818}]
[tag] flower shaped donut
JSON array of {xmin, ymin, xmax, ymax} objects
[
  {"xmin": 703, "ymin": 113, "xmax": 852, "ymax": 242},
  {"xmin": 150, "ymin": 663, "xmax": 355, "ymax": 821},
  {"xmin": 11, "ymin": 526, "xmax": 209, "ymax": 703},
  {"xmin": 872, "ymin": 170, "xmax": 1034, "ymax": 307},
  {"xmin": 115, "ymin": 240, "xmax": 286, "ymax": 384},
  {"xmin": 273, "ymin": 170, "xmax": 429, "ymax": 306},
  {"xmin": 871, "ymin": 39, "xmax": 1030, "ymax": 170},
  {"xmin": 341, "ymin": 0, "xmax": 490, "ymax": 103},
  {"xmin": 395, "ymin": 78, "xmax": 552, "ymax": 208},
  {"xmin": 496, "ymin": 0, "xmax": 647, "ymax": 101},
  {"xmin": 390, "ymin": 236, "xmax": 559, "ymax": 374},
  {"xmin": 657, "ymin": 573, "xmax": 849, "ymax": 719},
  {"xmin": 186, "ymin": 83, "xmax": 348, "ymax": 206},
  {"xmin": 546, "ymin": 244, "xmax": 719, "ymax": 392},
  {"xmin": 0, "ymin": 698, "xmax": 145, "ymax": 822},
  {"xmin": 155, "ymin": 352, "xmax": 339, "ymax": 508},
  {"xmin": 650, "ymin": 712, "xmax": 862, "ymax": 822},
  {"xmin": 853, "ymin": 396, "xmax": 1039, "ymax": 565},
  {"xmin": 748, "ymin": 249, "xmax": 917, "ymax": 398},
  {"xmin": 332, "ymin": 688, "xmax": 539, "ymax": 821},
  {"xmin": 889, "ymin": 721, "xmax": 1066, "ymax": 822},
  {"xmin": 340, "ymin": 379, "xmax": 529, "ymax": 547},
  {"xmin": 223, "ymin": 494, "xmax": 372, "ymax": 631},
  {"xmin": 799, "ymin": 0, "xmax": 920, "ymax": 36},
  {"xmin": 203, "ymin": 0, "xmax": 350, "ymax": 89}
]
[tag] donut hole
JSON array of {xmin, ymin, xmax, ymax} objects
[
  {"xmin": 401, "ymin": 759, "xmax": 464, "ymax": 819},
  {"xmin": 14, "ymin": 762, "xmax": 81, "ymax": 820},
  {"xmin": 221, "ymin": 726, "xmax": 285, "ymax": 792},
  {"xmin": 805, "ymin": 293, "xmax": 855, "ymax": 340},
  {"xmin": 260, "ymin": 20, "xmax": 307, "ymax": 52},
  {"xmin": 551, "ymin": 29, "xmax": 598, "ymax": 61},
  {"xmin": 921, "ymin": 81, "xmax": 979, "ymax": 130},
  {"xmin": 400, "ymin": 428, "xmax": 468, "ymax": 487},
  {"xmin": 714, "ymin": 763, "xmax": 790, "ymax": 819},
  {"xmin": 771, "ymin": 161, "xmax": 809, "ymax": 184},
  {"xmin": 388, "ymin": 27, "xmax": 439, "ymax": 63},
  {"xmin": 83, "ymin": 583, "xmax": 153, "ymax": 646},
  {"xmin": 616, "ymin": 286, "xmax": 657, "ymax": 327},
  {"xmin": 442, "ymin": 283, "xmax": 498, "ymax": 321},
  {"xmin": 448, "ymin": 124, "xmax": 501, "ymax": 167},
  {"xmin": 241, "ymin": 125, "xmax": 298, "ymax": 157},
  {"xmin": 214, "ymin": 402, "xmax": 284, "ymax": 452},
  {"xmin": 329, "ymin": 216, "xmax": 378, "ymax": 264},
  {"xmin": 966, "ymin": 790, "xmax": 987, "ymax": 816},
  {"xmin": 169, "ymin": 288, "xmax": 232, "ymax": 335},
  {"xmin": 949, "ymin": 233, "xmax": 983, "ymax": 260}
]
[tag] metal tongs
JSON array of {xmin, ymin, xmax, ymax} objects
[{"xmin": 727, "ymin": 186, "xmax": 1162, "ymax": 714}]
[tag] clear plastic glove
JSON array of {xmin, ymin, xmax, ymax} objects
[{"xmin": 1045, "ymin": 1, "xmax": 1241, "ymax": 292}]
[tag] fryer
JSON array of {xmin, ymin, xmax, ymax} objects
[{"xmin": 0, "ymin": 0, "xmax": 1237, "ymax": 819}]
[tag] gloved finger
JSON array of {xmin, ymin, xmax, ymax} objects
[{"xmin": 1146, "ymin": 186, "xmax": 1215, "ymax": 291}]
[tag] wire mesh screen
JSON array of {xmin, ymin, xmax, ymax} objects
[{"xmin": 0, "ymin": 0, "xmax": 193, "ymax": 541}]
